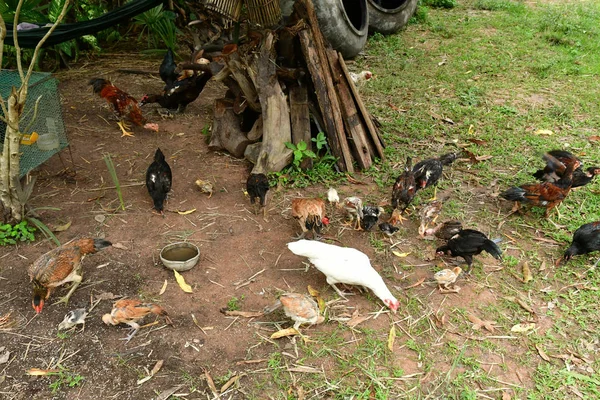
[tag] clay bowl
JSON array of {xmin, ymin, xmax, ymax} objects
[{"xmin": 160, "ymin": 242, "xmax": 200, "ymax": 272}]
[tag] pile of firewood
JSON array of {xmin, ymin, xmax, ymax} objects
[{"xmin": 196, "ymin": 0, "xmax": 384, "ymax": 173}]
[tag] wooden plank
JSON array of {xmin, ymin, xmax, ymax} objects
[
  {"xmin": 289, "ymin": 85, "xmax": 313, "ymax": 170},
  {"xmin": 251, "ymin": 32, "xmax": 293, "ymax": 174},
  {"xmin": 338, "ymin": 54, "xmax": 385, "ymax": 160},
  {"xmin": 296, "ymin": 0, "xmax": 353, "ymax": 172},
  {"xmin": 325, "ymin": 48, "xmax": 372, "ymax": 170}
]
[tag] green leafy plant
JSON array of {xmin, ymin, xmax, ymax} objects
[
  {"xmin": 0, "ymin": 221, "xmax": 36, "ymax": 245},
  {"xmin": 47, "ymin": 366, "xmax": 84, "ymax": 394},
  {"xmin": 133, "ymin": 4, "xmax": 179, "ymax": 50},
  {"xmin": 285, "ymin": 140, "xmax": 317, "ymax": 169},
  {"xmin": 103, "ymin": 154, "xmax": 125, "ymax": 211},
  {"xmin": 227, "ymin": 295, "xmax": 244, "ymax": 311}
]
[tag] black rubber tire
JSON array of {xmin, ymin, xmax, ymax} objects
[
  {"xmin": 367, "ymin": 0, "xmax": 418, "ymax": 35},
  {"xmin": 280, "ymin": 0, "xmax": 369, "ymax": 59}
]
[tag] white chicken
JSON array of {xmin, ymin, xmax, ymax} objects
[
  {"xmin": 350, "ymin": 70, "xmax": 373, "ymax": 85},
  {"xmin": 287, "ymin": 240, "xmax": 399, "ymax": 313},
  {"xmin": 327, "ymin": 188, "xmax": 340, "ymax": 206}
]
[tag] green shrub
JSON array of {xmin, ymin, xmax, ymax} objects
[
  {"xmin": 423, "ymin": 0, "xmax": 457, "ymax": 9},
  {"xmin": 0, "ymin": 221, "xmax": 36, "ymax": 246}
]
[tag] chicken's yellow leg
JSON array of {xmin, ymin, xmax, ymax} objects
[
  {"xmin": 117, "ymin": 121, "xmax": 134, "ymax": 137},
  {"xmin": 53, "ymin": 273, "xmax": 82, "ymax": 306}
]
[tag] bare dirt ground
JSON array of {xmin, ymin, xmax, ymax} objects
[{"xmin": 0, "ymin": 54, "xmax": 541, "ymax": 399}]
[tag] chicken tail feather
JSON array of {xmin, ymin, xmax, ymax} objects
[
  {"xmin": 500, "ymin": 187, "xmax": 526, "ymax": 202},
  {"xmin": 482, "ymin": 239, "xmax": 503, "ymax": 260},
  {"xmin": 263, "ymin": 300, "xmax": 282, "ymax": 314}
]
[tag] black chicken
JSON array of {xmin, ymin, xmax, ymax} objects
[
  {"xmin": 145, "ymin": 148, "xmax": 172, "ymax": 215},
  {"xmin": 533, "ymin": 150, "xmax": 600, "ymax": 188},
  {"xmin": 159, "ymin": 48, "xmax": 180, "ymax": 85},
  {"xmin": 413, "ymin": 152, "xmax": 458, "ymax": 199},
  {"xmin": 360, "ymin": 206, "xmax": 383, "ymax": 231},
  {"xmin": 140, "ymin": 71, "xmax": 212, "ymax": 114},
  {"xmin": 560, "ymin": 221, "xmax": 600, "ymax": 265},
  {"xmin": 391, "ymin": 157, "xmax": 416, "ymax": 213},
  {"xmin": 436, "ymin": 229, "xmax": 502, "ymax": 273},
  {"xmin": 379, "ymin": 222, "xmax": 399, "ymax": 237},
  {"xmin": 246, "ymin": 173, "xmax": 270, "ymax": 216}
]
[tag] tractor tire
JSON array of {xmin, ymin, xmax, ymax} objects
[
  {"xmin": 367, "ymin": 0, "xmax": 418, "ymax": 35},
  {"xmin": 280, "ymin": 0, "xmax": 369, "ymax": 59}
]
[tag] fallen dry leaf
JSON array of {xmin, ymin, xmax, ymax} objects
[
  {"xmin": 288, "ymin": 365, "xmax": 322, "ymax": 373},
  {"xmin": 511, "ymin": 323, "xmax": 536, "ymax": 333},
  {"xmin": 346, "ymin": 310, "xmax": 371, "ymax": 328},
  {"xmin": 522, "ymin": 261, "xmax": 533, "ymax": 283},
  {"xmin": 204, "ymin": 368, "xmax": 218, "ymax": 397},
  {"xmin": 502, "ymin": 391, "xmax": 512, "ymax": 400},
  {"xmin": 177, "ymin": 208, "xmax": 196, "ymax": 215},
  {"xmin": 467, "ymin": 138, "xmax": 488, "ymax": 146},
  {"xmin": 468, "ymin": 314, "xmax": 496, "ymax": 332},
  {"xmin": 150, "ymin": 360, "xmax": 163, "ymax": 376},
  {"xmin": 535, "ymin": 344, "xmax": 551, "ymax": 362},
  {"xmin": 589, "ymin": 135, "xmax": 600, "ymax": 142},
  {"xmin": 534, "ymin": 129, "xmax": 554, "ymax": 136},
  {"xmin": 26, "ymin": 368, "xmax": 60, "ymax": 376},
  {"xmin": 307, "ymin": 285, "xmax": 320, "ymax": 297},
  {"xmin": 50, "ymin": 220, "xmax": 71, "ymax": 232},
  {"xmin": 392, "ymin": 251, "xmax": 411, "ymax": 258},
  {"xmin": 307, "ymin": 285, "xmax": 326, "ymax": 313},
  {"xmin": 220, "ymin": 374, "xmax": 240, "ymax": 393},
  {"xmin": 173, "ymin": 270, "xmax": 193, "ymax": 293},
  {"xmin": 94, "ymin": 292, "xmax": 119, "ymax": 301},
  {"xmin": 387, "ymin": 325, "xmax": 396, "ymax": 351},
  {"xmin": 0, "ymin": 350, "xmax": 9, "ymax": 364},
  {"xmin": 404, "ymin": 277, "xmax": 425, "ymax": 290},
  {"xmin": 388, "ymin": 102, "xmax": 406, "ymax": 113},
  {"xmin": 271, "ymin": 327, "xmax": 300, "ymax": 339},
  {"xmin": 111, "ymin": 242, "xmax": 129, "ymax": 250},
  {"xmin": 156, "ymin": 385, "xmax": 184, "ymax": 400},
  {"xmin": 158, "ymin": 280, "xmax": 168, "ymax": 295},
  {"xmin": 475, "ymin": 155, "xmax": 493, "ymax": 161},
  {"xmin": 221, "ymin": 310, "xmax": 263, "ymax": 318},
  {"xmin": 434, "ymin": 313, "xmax": 447, "ymax": 328}
]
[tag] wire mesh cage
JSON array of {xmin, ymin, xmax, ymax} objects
[
  {"xmin": 203, "ymin": 0, "xmax": 243, "ymax": 22},
  {"xmin": 0, "ymin": 70, "xmax": 69, "ymax": 178},
  {"xmin": 246, "ymin": 0, "xmax": 281, "ymax": 27},
  {"xmin": 201, "ymin": 0, "xmax": 282, "ymax": 27}
]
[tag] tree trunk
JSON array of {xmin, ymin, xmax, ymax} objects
[{"xmin": 0, "ymin": 87, "xmax": 26, "ymax": 222}]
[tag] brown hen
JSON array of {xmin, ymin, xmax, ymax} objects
[
  {"xmin": 501, "ymin": 158, "xmax": 581, "ymax": 218},
  {"xmin": 29, "ymin": 238, "xmax": 112, "ymax": 313},
  {"xmin": 89, "ymin": 78, "xmax": 158, "ymax": 136},
  {"xmin": 291, "ymin": 198, "xmax": 330, "ymax": 239}
]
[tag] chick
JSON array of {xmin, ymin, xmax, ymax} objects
[
  {"xmin": 102, "ymin": 299, "xmax": 172, "ymax": 343},
  {"xmin": 361, "ymin": 205, "xmax": 384, "ymax": 231},
  {"xmin": 379, "ymin": 222, "xmax": 399, "ymax": 237},
  {"xmin": 327, "ymin": 188, "xmax": 340, "ymax": 206},
  {"xmin": 264, "ymin": 293, "xmax": 324, "ymax": 331},
  {"xmin": 434, "ymin": 267, "xmax": 462, "ymax": 292},
  {"xmin": 343, "ymin": 196, "xmax": 363, "ymax": 229},
  {"xmin": 418, "ymin": 201, "xmax": 443, "ymax": 237},
  {"xmin": 58, "ymin": 308, "xmax": 88, "ymax": 331},
  {"xmin": 195, "ymin": 179, "xmax": 214, "ymax": 198}
]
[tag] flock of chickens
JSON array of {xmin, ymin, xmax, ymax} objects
[{"xmin": 22, "ymin": 48, "xmax": 600, "ymax": 338}]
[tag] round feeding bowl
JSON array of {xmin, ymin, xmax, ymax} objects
[{"xmin": 160, "ymin": 242, "xmax": 200, "ymax": 272}]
